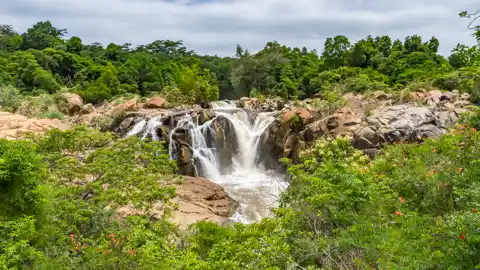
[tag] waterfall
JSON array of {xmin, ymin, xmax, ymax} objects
[
  {"xmin": 124, "ymin": 116, "xmax": 162, "ymax": 141},
  {"xmin": 126, "ymin": 101, "xmax": 288, "ymax": 223},
  {"xmin": 142, "ymin": 116, "xmax": 163, "ymax": 141},
  {"xmin": 125, "ymin": 120, "xmax": 147, "ymax": 138},
  {"xmin": 182, "ymin": 101, "xmax": 287, "ymax": 222}
]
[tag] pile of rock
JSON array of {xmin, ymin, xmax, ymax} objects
[
  {"xmin": 258, "ymin": 90, "xmax": 475, "ymax": 164},
  {"xmin": 0, "ymin": 112, "xmax": 71, "ymax": 140}
]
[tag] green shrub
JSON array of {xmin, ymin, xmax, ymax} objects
[
  {"xmin": 77, "ymin": 83, "xmax": 113, "ymax": 105},
  {"xmin": 0, "ymin": 216, "xmax": 43, "ymax": 269},
  {"xmin": 16, "ymin": 94, "xmax": 65, "ymax": 117},
  {"xmin": 0, "ymin": 139, "xmax": 46, "ymax": 216},
  {"xmin": 32, "ymin": 126, "xmax": 114, "ymax": 153},
  {"xmin": 277, "ymin": 130, "xmax": 480, "ymax": 268},
  {"xmin": 40, "ymin": 111, "xmax": 64, "ymax": 120},
  {"xmin": 460, "ymin": 107, "xmax": 480, "ymax": 128},
  {"xmin": 0, "ymin": 85, "xmax": 22, "ymax": 112},
  {"xmin": 432, "ymin": 72, "xmax": 461, "ymax": 90}
]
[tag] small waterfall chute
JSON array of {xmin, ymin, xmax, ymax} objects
[{"xmin": 124, "ymin": 120, "xmax": 147, "ymax": 138}]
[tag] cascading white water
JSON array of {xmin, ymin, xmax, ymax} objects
[
  {"xmin": 124, "ymin": 116, "xmax": 162, "ymax": 141},
  {"xmin": 142, "ymin": 116, "xmax": 163, "ymax": 141},
  {"xmin": 170, "ymin": 115, "xmax": 221, "ymax": 181},
  {"xmin": 125, "ymin": 120, "xmax": 147, "ymax": 138},
  {"xmin": 189, "ymin": 101, "xmax": 287, "ymax": 222},
  {"xmin": 126, "ymin": 102, "xmax": 288, "ymax": 223}
]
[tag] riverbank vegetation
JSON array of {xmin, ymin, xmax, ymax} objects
[{"xmin": 1, "ymin": 109, "xmax": 479, "ymax": 269}]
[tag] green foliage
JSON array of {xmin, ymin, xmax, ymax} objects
[
  {"xmin": 0, "ymin": 140, "xmax": 45, "ymax": 216},
  {"xmin": 1, "ymin": 19, "xmax": 480, "ymax": 105},
  {"xmin": 0, "ymin": 84, "xmax": 22, "ymax": 111},
  {"xmin": 33, "ymin": 126, "xmax": 114, "ymax": 153},
  {"xmin": 83, "ymin": 137, "xmax": 178, "ymax": 209},
  {"xmin": 0, "ymin": 216, "xmax": 43, "ymax": 269},
  {"xmin": 21, "ymin": 21, "xmax": 66, "ymax": 50},
  {"xmin": 40, "ymin": 111, "xmax": 64, "ymax": 120},
  {"xmin": 16, "ymin": 93, "xmax": 67, "ymax": 118},
  {"xmin": 0, "ymin": 24, "xmax": 22, "ymax": 53},
  {"xmin": 1, "ymin": 17, "xmax": 480, "ymax": 269},
  {"xmin": 274, "ymin": 126, "xmax": 480, "ymax": 269}
]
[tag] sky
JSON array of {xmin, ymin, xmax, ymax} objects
[{"xmin": 1, "ymin": 0, "xmax": 479, "ymax": 56}]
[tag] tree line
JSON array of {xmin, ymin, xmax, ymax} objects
[{"xmin": 1, "ymin": 20, "xmax": 479, "ymax": 106}]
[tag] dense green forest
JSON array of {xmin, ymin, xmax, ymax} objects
[
  {"xmin": 1, "ymin": 19, "xmax": 480, "ymax": 108},
  {"xmin": 1, "ymin": 11, "xmax": 480, "ymax": 269}
]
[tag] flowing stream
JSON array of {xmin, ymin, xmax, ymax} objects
[{"xmin": 126, "ymin": 101, "xmax": 288, "ymax": 223}]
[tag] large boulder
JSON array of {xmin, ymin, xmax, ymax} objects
[
  {"xmin": 115, "ymin": 176, "xmax": 239, "ymax": 229},
  {"xmin": 63, "ymin": 93, "xmax": 84, "ymax": 116},
  {"xmin": 353, "ymin": 126, "xmax": 381, "ymax": 150},
  {"xmin": 159, "ymin": 176, "xmax": 239, "ymax": 229},
  {"xmin": 77, "ymin": 113, "xmax": 102, "ymax": 125},
  {"xmin": 238, "ymin": 97, "xmax": 260, "ymax": 111},
  {"xmin": 366, "ymin": 105, "xmax": 441, "ymax": 143},
  {"xmin": 281, "ymin": 107, "xmax": 319, "ymax": 126},
  {"xmin": 145, "ymin": 97, "xmax": 167, "ymax": 109}
]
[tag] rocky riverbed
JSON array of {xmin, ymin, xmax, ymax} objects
[{"xmin": 0, "ymin": 89, "xmax": 475, "ymax": 228}]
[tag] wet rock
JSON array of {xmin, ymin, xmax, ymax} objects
[
  {"xmin": 178, "ymin": 145, "xmax": 195, "ymax": 176},
  {"xmin": 238, "ymin": 97, "xmax": 284, "ymax": 112},
  {"xmin": 284, "ymin": 135, "xmax": 299, "ymax": 157},
  {"xmin": 198, "ymin": 109, "xmax": 214, "ymax": 124},
  {"xmin": 119, "ymin": 117, "xmax": 135, "ymax": 133}
]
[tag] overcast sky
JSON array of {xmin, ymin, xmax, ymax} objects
[{"xmin": 1, "ymin": 0, "xmax": 478, "ymax": 56}]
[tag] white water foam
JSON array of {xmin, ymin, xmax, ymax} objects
[
  {"xmin": 127, "ymin": 101, "xmax": 288, "ymax": 223},
  {"xmin": 124, "ymin": 116, "xmax": 162, "ymax": 141},
  {"xmin": 191, "ymin": 101, "xmax": 288, "ymax": 223}
]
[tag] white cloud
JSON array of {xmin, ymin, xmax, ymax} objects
[{"xmin": 1, "ymin": 0, "xmax": 478, "ymax": 56}]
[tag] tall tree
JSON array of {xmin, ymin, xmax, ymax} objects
[
  {"xmin": 426, "ymin": 37, "xmax": 440, "ymax": 53},
  {"xmin": 235, "ymin": 44, "xmax": 244, "ymax": 58},
  {"xmin": 21, "ymin": 21, "xmax": 66, "ymax": 50},
  {"xmin": 322, "ymin": 35, "xmax": 351, "ymax": 69},
  {"xmin": 0, "ymin": 24, "xmax": 21, "ymax": 52},
  {"xmin": 66, "ymin": 36, "xmax": 83, "ymax": 54}
]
